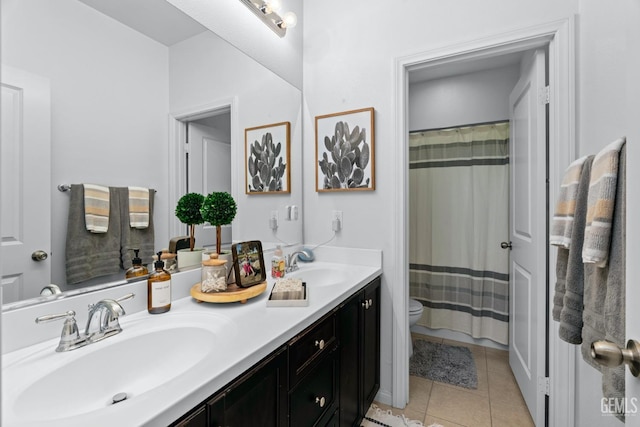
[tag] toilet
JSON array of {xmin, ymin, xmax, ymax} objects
[
  {"xmin": 409, "ymin": 298, "xmax": 424, "ymax": 327},
  {"xmin": 408, "ymin": 298, "xmax": 424, "ymax": 357}
]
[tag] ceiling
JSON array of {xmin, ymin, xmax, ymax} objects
[{"xmin": 79, "ymin": 0, "xmax": 207, "ymax": 46}]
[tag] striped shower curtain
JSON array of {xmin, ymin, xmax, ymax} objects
[{"xmin": 409, "ymin": 122, "xmax": 510, "ymax": 345}]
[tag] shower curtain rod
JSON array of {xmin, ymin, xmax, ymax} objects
[{"xmin": 410, "ymin": 119, "xmax": 509, "ymax": 135}]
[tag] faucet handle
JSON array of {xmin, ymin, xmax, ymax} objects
[
  {"xmin": 36, "ymin": 311, "xmax": 84, "ymax": 352},
  {"xmin": 35, "ymin": 310, "xmax": 76, "ymax": 324},
  {"xmin": 116, "ymin": 292, "xmax": 135, "ymax": 304}
]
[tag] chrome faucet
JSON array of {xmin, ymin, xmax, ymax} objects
[
  {"xmin": 84, "ymin": 298, "xmax": 127, "ymax": 343},
  {"xmin": 285, "ymin": 249, "xmax": 314, "ymax": 273},
  {"xmin": 35, "ymin": 293, "xmax": 134, "ymax": 352}
]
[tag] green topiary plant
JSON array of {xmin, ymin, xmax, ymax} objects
[
  {"xmin": 175, "ymin": 192, "xmax": 205, "ymax": 251},
  {"xmin": 200, "ymin": 192, "xmax": 237, "ymax": 254}
]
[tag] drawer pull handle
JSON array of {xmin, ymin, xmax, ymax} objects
[
  {"xmin": 315, "ymin": 396, "xmax": 326, "ymax": 407},
  {"xmin": 315, "ymin": 339, "xmax": 325, "ymax": 350}
]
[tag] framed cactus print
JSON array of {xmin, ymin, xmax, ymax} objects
[
  {"xmin": 315, "ymin": 107, "xmax": 375, "ymax": 192},
  {"xmin": 245, "ymin": 121, "xmax": 291, "ymax": 194}
]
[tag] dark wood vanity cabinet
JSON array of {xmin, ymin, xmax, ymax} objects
[
  {"xmin": 172, "ymin": 276, "xmax": 380, "ymax": 427},
  {"xmin": 338, "ymin": 276, "xmax": 381, "ymax": 426}
]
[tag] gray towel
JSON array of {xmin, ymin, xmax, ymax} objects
[
  {"xmin": 552, "ymin": 247, "xmax": 569, "ymax": 321},
  {"xmin": 602, "ymin": 144, "xmax": 626, "ymax": 421},
  {"xmin": 66, "ymin": 185, "xmax": 122, "ymax": 284},
  {"xmin": 558, "ymin": 155, "xmax": 594, "ymax": 344},
  {"xmin": 118, "ymin": 187, "xmax": 155, "ymax": 270},
  {"xmin": 581, "ymin": 143, "xmax": 626, "ymax": 376}
]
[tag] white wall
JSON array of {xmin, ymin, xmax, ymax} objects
[
  {"xmin": 169, "ymin": 31, "xmax": 303, "ymax": 249},
  {"xmin": 167, "ymin": 0, "xmax": 303, "ymax": 90},
  {"xmin": 1, "ymin": 0, "xmax": 170, "ymax": 289},
  {"xmin": 575, "ymin": 0, "xmax": 640, "ymax": 425},
  {"xmin": 409, "ymin": 65, "xmax": 520, "ymax": 131},
  {"xmin": 303, "ymin": 0, "xmax": 579, "ymax": 409}
]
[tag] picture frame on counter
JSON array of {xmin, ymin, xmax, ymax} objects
[{"xmin": 231, "ymin": 240, "xmax": 266, "ymax": 288}]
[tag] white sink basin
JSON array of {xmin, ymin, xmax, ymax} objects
[
  {"xmin": 287, "ymin": 263, "xmax": 357, "ymax": 287},
  {"xmin": 2, "ymin": 311, "xmax": 235, "ymax": 426}
]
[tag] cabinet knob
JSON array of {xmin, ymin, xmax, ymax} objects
[
  {"xmin": 362, "ymin": 300, "xmax": 369, "ymax": 309},
  {"xmin": 315, "ymin": 396, "xmax": 326, "ymax": 408},
  {"xmin": 368, "ymin": 298, "xmax": 373, "ymax": 307},
  {"xmin": 315, "ymin": 339, "xmax": 325, "ymax": 350}
]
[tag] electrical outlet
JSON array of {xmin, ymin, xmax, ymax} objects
[
  {"xmin": 270, "ymin": 210, "xmax": 279, "ymax": 230},
  {"xmin": 332, "ymin": 210, "xmax": 343, "ymax": 232}
]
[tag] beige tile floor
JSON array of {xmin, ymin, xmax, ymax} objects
[{"xmin": 374, "ymin": 333, "xmax": 535, "ymax": 427}]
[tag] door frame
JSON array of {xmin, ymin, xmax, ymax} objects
[
  {"xmin": 392, "ymin": 18, "xmax": 576, "ymax": 425},
  {"xmin": 167, "ymin": 98, "xmax": 239, "ymax": 240}
]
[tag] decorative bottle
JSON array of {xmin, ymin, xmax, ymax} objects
[
  {"xmin": 125, "ymin": 249, "xmax": 148, "ymax": 280},
  {"xmin": 201, "ymin": 253, "xmax": 228, "ymax": 292},
  {"xmin": 148, "ymin": 251, "xmax": 171, "ymax": 314},
  {"xmin": 271, "ymin": 246, "xmax": 285, "ymax": 278}
]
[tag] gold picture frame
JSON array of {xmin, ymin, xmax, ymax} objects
[
  {"xmin": 245, "ymin": 121, "xmax": 291, "ymax": 194},
  {"xmin": 315, "ymin": 107, "xmax": 375, "ymax": 192}
]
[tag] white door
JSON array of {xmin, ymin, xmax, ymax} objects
[
  {"xmin": 1, "ymin": 65, "xmax": 51, "ymax": 303},
  {"xmin": 187, "ymin": 121, "xmax": 232, "ymax": 250},
  {"xmin": 508, "ymin": 49, "xmax": 547, "ymax": 425}
]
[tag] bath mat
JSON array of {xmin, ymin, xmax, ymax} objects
[
  {"xmin": 361, "ymin": 404, "xmax": 424, "ymax": 427},
  {"xmin": 409, "ymin": 340, "xmax": 477, "ymax": 389}
]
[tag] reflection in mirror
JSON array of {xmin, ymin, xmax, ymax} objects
[{"xmin": 0, "ymin": 0, "xmax": 302, "ymax": 309}]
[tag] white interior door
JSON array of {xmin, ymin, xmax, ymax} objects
[
  {"xmin": 508, "ymin": 49, "xmax": 547, "ymax": 426},
  {"xmin": 187, "ymin": 121, "xmax": 232, "ymax": 250},
  {"xmin": 1, "ymin": 65, "xmax": 51, "ymax": 303}
]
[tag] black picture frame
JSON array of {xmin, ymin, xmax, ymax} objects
[{"xmin": 231, "ymin": 240, "xmax": 266, "ymax": 288}]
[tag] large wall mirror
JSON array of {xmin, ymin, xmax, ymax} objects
[{"xmin": 0, "ymin": 0, "xmax": 303, "ymax": 308}]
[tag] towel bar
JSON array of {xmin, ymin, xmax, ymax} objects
[{"xmin": 58, "ymin": 184, "xmax": 156, "ymax": 193}]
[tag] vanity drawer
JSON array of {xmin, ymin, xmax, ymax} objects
[
  {"xmin": 289, "ymin": 312, "xmax": 337, "ymax": 385},
  {"xmin": 289, "ymin": 350, "xmax": 338, "ymax": 427}
]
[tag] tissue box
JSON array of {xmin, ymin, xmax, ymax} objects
[{"xmin": 267, "ymin": 278, "xmax": 308, "ymax": 307}]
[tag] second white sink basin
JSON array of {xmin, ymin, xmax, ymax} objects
[
  {"xmin": 287, "ymin": 263, "xmax": 358, "ymax": 287},
  {"xmin": 3, "ymin": 311, "xmax": 235, "ymax": 426}
]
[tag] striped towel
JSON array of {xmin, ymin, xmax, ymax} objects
[
  {"xmin": 550, "ymin": 156, "xmax": 588, "ymax": 248},
  {"xmin": 582, "ymin": 137, "xmax": 626, "ymax": 266},
  {"xmin": 83, "ymin": 184, "xmax": 110, "ymax": 233},
  {"xmin": 128, "ymin": 186, "xmax": 150, "ymax": 229}
]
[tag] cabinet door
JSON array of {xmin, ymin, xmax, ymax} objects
[
  {"xmin": 290, "ymin": 350, "xmax": 338, "ymax": 427},
  {"xmin": 175, "ymin": 405, "xmax": 208, "ymax": 427},
  {"xmin": 361, "ymin": 277, "xmax": 381, "ymax": 413},
  {"xmin": 338, "ymin": 291, "xmax": 361, "ymax": 427},
  {"xmin": 212, "ymin": 346, "xmax": 288, "ymax": 427}
]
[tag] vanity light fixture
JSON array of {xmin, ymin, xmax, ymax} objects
[{"xmin": 238, "ymin": 0, "xmax": 297, "ymax": 38}]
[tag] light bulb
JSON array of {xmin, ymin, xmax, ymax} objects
[
  {"xmin": 264, "ymin": 0, "xmax": 282, "ymax": 13},
  {"xmin": 281, "ymin": 11, "xmax": 297, "ymax": 29}
]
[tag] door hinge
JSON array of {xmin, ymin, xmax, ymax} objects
[
  {"xmin": 539, "ymin": 85, "xmax": 550, "ymax": 105},
  {"xmin": 538, "ymin": 376, "xmax": 550, "ymax": 396}
]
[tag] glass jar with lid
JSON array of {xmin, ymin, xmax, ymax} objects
[{"xmin": 201, "ymin": 254, "xmax": 227, "ymax": 293}]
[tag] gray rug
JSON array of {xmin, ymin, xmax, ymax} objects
[{"xmin": 410, "ymin": 340, "xmax": 478, "ymax": 389}]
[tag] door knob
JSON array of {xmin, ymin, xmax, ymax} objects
[
  {"xmin": 31, "ymin": 250, "xmax": 48, "ymax": 261},
  {"xmin": 500, "ymin": 241, "xmax": 512, "ymax": 250},
  {"xmin": 590, "ymin": 340, "xmax": 640, "ymax": 376}
]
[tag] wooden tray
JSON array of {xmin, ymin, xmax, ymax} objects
[{"xmin": 190, "ymin": 282, "xmax": 267, "ymax": 304}]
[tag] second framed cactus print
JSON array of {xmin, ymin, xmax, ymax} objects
[
  {"xmin": 245, "ymin": 121, "xmax": 291, "ymax": 194},
  {"xmin": 315, "ymin": 107, "xmax": 375, "ymax": 192}
]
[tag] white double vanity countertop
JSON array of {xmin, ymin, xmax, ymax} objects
[{"xmin": 1, "ymin": 247, "xmax": 382, "ymax": 427}]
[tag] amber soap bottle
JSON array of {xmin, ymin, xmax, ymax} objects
[{"xmin": 147, "ymin": 251, "xmax": 171, "ymax": 314}]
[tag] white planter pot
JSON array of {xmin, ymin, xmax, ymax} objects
[{"xmin": 177, "ymin": 248, "xmax": 205, "ymax": 270}]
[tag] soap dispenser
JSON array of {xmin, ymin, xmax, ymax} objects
[
  {"xmin": 147, "ymin": 251, "xmax": 171, "ymax": 314},
  {"xmin": 125, "ymin": 249, "xmax": 148, "ymax": 280}
]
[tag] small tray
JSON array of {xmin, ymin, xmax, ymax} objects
[
  {"xmin": 190, "ymin": 282, "xmax": 266, "ymax": 304},
  {"xmin": 266, "ymin": 283, "xmax": 308, "ymax": 307}
]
